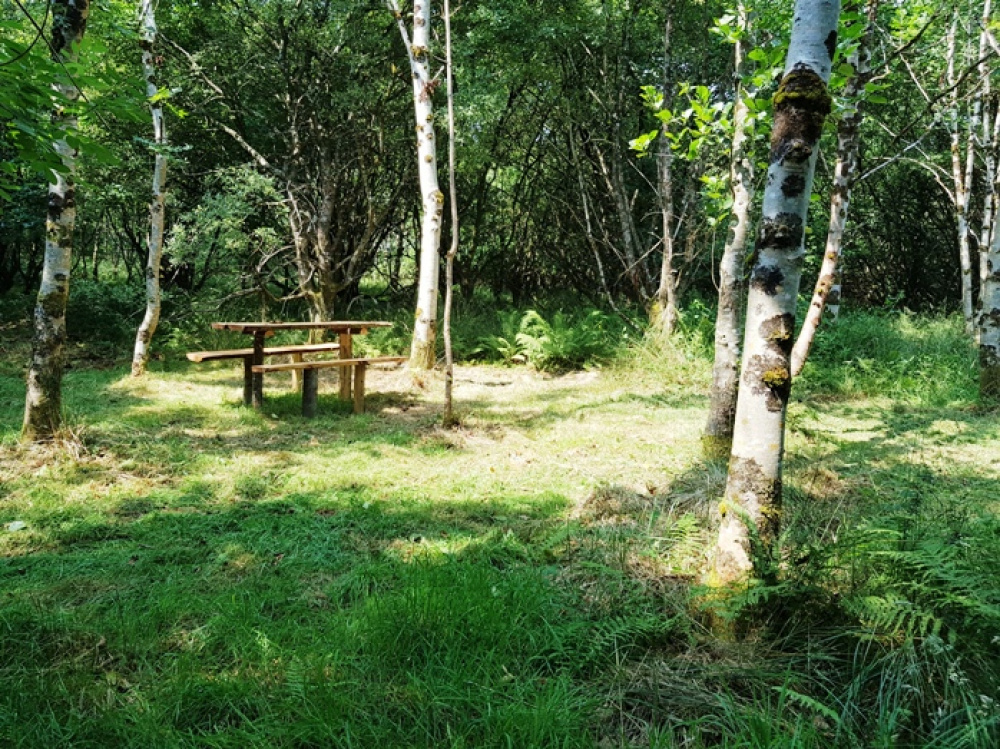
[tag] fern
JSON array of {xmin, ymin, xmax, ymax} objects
[{"xmin": 773, "ymin": 686, "xmax": 843, "ymax": 727}]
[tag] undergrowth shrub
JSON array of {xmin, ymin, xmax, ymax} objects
[
  {"xmin": 468, "ymin": 307, "xmax": 629, "ymax": 370},
  {"xmin": 65, "ymin": 279, "xmax": 147, "ymax": 344},
  {"xmin": 675, "ymin": 504, "xmax": 1000, "ymax": 747}
]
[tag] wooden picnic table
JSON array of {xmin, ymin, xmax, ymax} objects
[{"xmin": 210, "ymin": 321, "xmax": 393, "ymax": 409}]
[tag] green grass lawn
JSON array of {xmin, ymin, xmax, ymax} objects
[{"xmin": 2, "ymin": 317, "xmax": 999, "ymax": 747}]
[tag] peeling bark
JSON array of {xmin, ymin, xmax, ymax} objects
[
  {"xmin": 132, "ymin": 0, "xmax": 168, "ymax": 377},
  {"xmin": 23, "ymin": 0, "xmax": 90, "ymax": 441},
  {"xmin": 389, "ymin": 0, "xmax": 443, "ymax": 370},
  {"xmin": 704, "ymin": 2, "xmax": 754, "ymax": 459},
  {"xmin": 715, "ymin": 0, "xmax": 839, "ymax": 583},
  {"xmin": 790, "ymin": 0, "xmax": 878, "ymax": 377}
]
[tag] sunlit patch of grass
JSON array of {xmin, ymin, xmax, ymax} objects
[{"xmin": 1, "ymin": 312, "xmax": 999, "ymax": 746}]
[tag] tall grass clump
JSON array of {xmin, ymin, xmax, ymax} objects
[
  {"xmin": 616, "ymin": 299, "xmax": 714, "ymax": 393},
  {"xmin": 797, "ymin": 312, "xmax": 976, "ymax": 406}
]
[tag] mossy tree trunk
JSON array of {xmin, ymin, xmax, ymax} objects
[
  {"xmin": 715, "ymin": 0, "xmax": 839, "ymax": 583},
  {"xmin": 389, "ymin": 0, "xmax": 443, "ymax": 370},
  {"xmin": 790, "ymin": 0, "xmax": 878, "ymax": 378},
  {"xmin": 132, "ymin": 0, "xmax": 168, "ymax": 377},
  {"xmin": 704, "ymin": 1, "xmax": 754, "ymax": 460},
  {"xmin": 23, "ymin": 0, "xmax": 91, "ymax": 441}
]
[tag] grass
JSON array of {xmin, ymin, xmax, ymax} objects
[{"xmin": 1, "ymin": 311, "xmax": 999, "ymax": 747}]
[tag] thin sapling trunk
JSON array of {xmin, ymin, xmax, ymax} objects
[
  {"xmin": 704, "ymin": 1, "xmax": 754, "ymax": 459},
  {"xmin": 442, "ymin": 0, "xmax": 459, "ymax": 425},
  {"xmin": 132, "ymin": 0, "xmax": 168, "ymax": 377}
]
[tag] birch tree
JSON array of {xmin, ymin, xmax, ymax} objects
[
  {"xmin": 715, "ymin": 0, "xmax": 840, "ymax": 582},
  {"xmin": 790, "ymin": 0, "xmax": 878, "ymax": 377},
  {"xmin": 704, "ymin": 2, "xmax": 755, "ymax": 458},
  {"xmin": 388, "ymin": 0, "xmax": 444, "ymax": 370},
  {"xmin": 442, "ymin": 0, "xmax": 459, "ymax": 424},
  {"xmin": 983, "ymin": 169, "xmax": 1000, "ymax": 397},
  {"xmin": 977, "ymin": 2, "xmax": 998, "ymax": 341},
  {"xmin": 23, "ymin": 0, "xmax": 91, "ymax": 441},
  {"xmin": 131, "ymin": 0, "xmax": 167, "ymax": 377},
  {"xmin": 947, "ymin": 13, "xmax": 978, "ymax": 335}
]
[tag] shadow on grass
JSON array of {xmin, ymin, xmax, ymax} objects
[{"xmin": 0, "ymin": 482, "xmax": 691, "ymax": 749}]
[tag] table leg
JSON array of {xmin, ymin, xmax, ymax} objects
[
  {"xmin": 353, "ymin": 362, "xmax": 366, "ymax": 414},
  {"xmin": 290, "ymin": 353, "xmax": 303, "ymax": 390},
  {"xmin": 252, "ymin": 333, "xmax": 265, "ymax": 409},
  {"xmin": 338, "ymin": 332, "xmax": 353, "ymax": 401},
  {"xmin": 302, "ymin": 369, "xmax": 318, "ymax": 418},
  {"xmin": 243, "ymin": 356, "xmax": 253, "ymax": 406}
]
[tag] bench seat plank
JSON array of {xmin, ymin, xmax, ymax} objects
[
  {"xmin": 252, "ymin": 356, "xmax": 406, "ymax": 374},
  {"xmin": 186, "ymin": 342, "xmax": 341, "ymax": 363}
]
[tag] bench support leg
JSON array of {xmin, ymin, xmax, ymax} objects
[
  {"xmin": 252, "ymin": 333, "xmax": 265, "ymax": 409},
  {"xmin": 353, "ymin": 362, "xmax": 366, "ymax": 414},
  {"xmin": 338, "ymin": 332, "xmax": 353, "ymax": 401},
  {"xmin": 242, "ymin": 357, "xmax": 253, "ymax": 406},
  {"xmin": 302, "ymin": 369, "xmax": 319, "ymax": 418},
  {"xmin": 290, "ymin": 353, "xmax": 303, "ymax": 390}
]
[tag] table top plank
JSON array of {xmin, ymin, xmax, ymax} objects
[{"xmin": 212, "ymin": 321, "xmax": 392, "ymax": 334}]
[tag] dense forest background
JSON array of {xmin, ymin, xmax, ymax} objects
[{"xmin": 0, "ymin": 0, "xmax": 970, "ymax": 345}]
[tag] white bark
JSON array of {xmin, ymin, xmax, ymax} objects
[
  {"xmin": 23, "ymin": 0, "xmax": 90, "ymax": 441},
  {"xmin": 790, "ymin": 0, "xmax": 878, "ymax": 377},
  {"xmin": 132, "ymin": 0, "xmax": 168, "ymax": 377},
  {"xmin": 978, "ymin": 1, "xmax": 996, "ymax": 344},
  {"xmin": 947, "ymin": 16, "xmax": 977, "ymax": 335},
  {"xmin": 704, "ymin": 1, "xmax": 754, "ymax": 458},
  {"xmin": 983, "ymin": 180, "xmax": 1000, "ymax": 398},
  {"xmin": 389, "ymin": 0, "xmax": 443, "ymax": 370},
  {"xmin": 716, "ymin": 0, "xmax": 840, "ymax": 582}
]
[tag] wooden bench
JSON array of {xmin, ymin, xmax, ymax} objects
[
  {"xmin": 186, "ymin": 343, "xmax": 342, "ymax": 402},
  {"xmin": 186, "ymin": 342, "xmax": 342, "ymax": 363},
  {"xmin": 253, "ymin": 356, "xmax": 407, "ymax": 416}
]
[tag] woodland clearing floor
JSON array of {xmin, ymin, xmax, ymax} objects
[{"xmin": 0, "ymin": 357, "xmax": 999, "ymax": 747}]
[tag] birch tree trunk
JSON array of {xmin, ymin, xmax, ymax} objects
[
  {"xmin": 715, "ymin": 0, "xmax": 839, "ymax": 583},
  {"xmin": 703, "ymin": 2, "xmax": 754, "ymax": 459},
  {"xmin": 790, "ymin": 0, "xmax": 878, "ymax": 378},
  {"xmin": 442, "ymin": 0, "xmax": 460, "ymax": 425},
  {"xmin": 947, "ymin": 16, "xmax": 977, "ymax": 335},
  {"xmin": 983, "ymin": 173, "xmax": 1000, "ymax": 397},
  {"xmin": 977, "ymin": 1, "xmax": 996, "ymax": 344},
  {"xmin": 389, "ymin": 0, "xmax": 444, "ymax": 370},
  {"xmin": 23, "ymin": 0, "xmax": 91, "ymax": 441},
  {"xmin": 655, "ymin": 18, "xmax": 679, "ymax": 335},
  {"xmin": 132, "ymin": 0, "xmax": 168, "ymax": 377}
]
